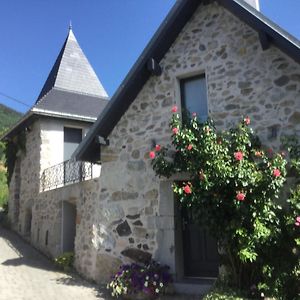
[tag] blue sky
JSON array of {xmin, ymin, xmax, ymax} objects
[{"xmin": 0, "ymin": 0, "xmax": 299, "ymax": 113}]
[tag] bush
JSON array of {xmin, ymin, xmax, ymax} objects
[
  {"xmin": 203, "ymin": 286, "xmax": 249, "ymax": 300},
  {"xmin": 107, "ymin": 260, "xmax": 172, "ymax": 299},
  {"xmin": 54, "ymin": 252, "xmax": 74, "ymax": 271},
  {"xmin": 0, "ymin": 167, "xmax": 8, "ymax": 209},
  {"xmin": 150, "ymin": 109, "xmax": 300, "ymax": 299}
]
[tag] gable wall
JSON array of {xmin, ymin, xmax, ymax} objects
[{"xmin": 86, "ymin": 2, "xmax": 300, "ymax": 283}]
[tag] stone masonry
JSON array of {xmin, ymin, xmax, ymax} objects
[
  {"xmin": 7, "ymin": 117, "xmax": 100, "ymax": 280},
  {"xmin": 80, "ymin": 1, "xmax": 300, "ymax": 283},
  {"xmin": 7, "ymin": 0, "xmax": 300, "ymax": 288}
]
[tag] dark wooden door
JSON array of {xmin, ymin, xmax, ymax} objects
[
  {"xmin": 181, "ymin": 206, "xmax": 219, "ymax": 278},
  {"xmin": 62, "ymin": 201, "xmax": 77, "ymax": 252}
]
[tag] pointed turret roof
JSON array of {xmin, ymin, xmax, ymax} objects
[
  {"xmin": 37, "ymin": 28, "xmax": 108, "ymax": 101},
  {"xmin": 2, "ymin": 28, "xmax": 109, "ymax": 140}
]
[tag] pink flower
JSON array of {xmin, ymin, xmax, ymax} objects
[
  {"xmin": 192, "ymin": 112, "xmax": 197, "ymax": 117},
  {"xmin": 244, "ymin": 116, "xmax": 250, "ymax": 125},
  {"xmin": 171, "ymin": 106, "xmax": 178, "ymax": 113},
  {"xmin": 172, "ymin": 127, "xmax": 179, "ymax": 135},
  {"xmin": 234, "ymin": 151, "xmax": 244, "ymax": 161},
  {"xmin": 183, "ymin": 185, "xmax": 192, "ymax": 194},
  {"xmin": 149, "ymin": 151, "xmax": 155, "ymax": 159},
  {"xmin": 295, "ymin": 222, "xmax": 300, "ymax": 227},
  {"xmin": 273, "ymin": 169, "xmax": 281, "ymax": 177},
  {"xmin": 155, "ymin": 144, "xmax": 161, "ymax": 151},
  {"xmin": 255, "ymin": 151, "xmax": 262, "ymax": 157},
  {"xmin": 187, "ymin": 144, "xmax": 193, "ymax": 151},
  {"xmin": 236, "ymin": 192, "xmax": 246, "ymax": 201},
  {"xmin": 296, "ymin": 216, "xmax": 300, "ymax": 223}
]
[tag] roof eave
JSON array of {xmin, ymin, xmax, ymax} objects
[
  {"xmin": 217, "ymin": 0, "xmax": 300, "ymax": 64},
  {"xmin": 1, "ymin": 108, "xmax": 98, "ymax": 141},
  {"xmin": 1, "ymin": 111, "xmax": 34, "ymax": 140},
  {"xmin": 31, "ymin": 108, "xmax": 97, "ymax": 123}
]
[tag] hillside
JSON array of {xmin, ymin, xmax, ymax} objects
[{"xmin": 0, "ymin": 103, "xmax": 22, "ymax": 132}]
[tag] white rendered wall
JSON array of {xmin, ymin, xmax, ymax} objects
[{"xmin": 40, "ymin": 118, "xmax": 92, "ymax": 173}]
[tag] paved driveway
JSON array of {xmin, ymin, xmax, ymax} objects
[{"xmin": 0, "ymin": 226, "xmax": 110, "ymax": 300}]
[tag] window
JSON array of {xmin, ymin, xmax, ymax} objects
[
  {"xmin": 64, "ymin": 127, "xmax": 82, "ymax": 161},
  {"xmin": 180, "ymin": 75, "xmax": 208, "ymax": 122}
]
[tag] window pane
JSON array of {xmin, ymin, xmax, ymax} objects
[
  {"xmin": 181, "ymin": 75, "xmax": 208, "ymax": 122},
  {"xmin": 64, "ymin": 127, "xmax": 82, "ymax": 143},
  {"xmin": 64, "ymin": 127, "xmax": 82, "ymax": 161}
]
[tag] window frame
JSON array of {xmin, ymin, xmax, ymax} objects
[
  {"xmin": 63, "ymin": 126, "xmax": 83, "ymax": 161},
  {"xmin": 180, "ymin": 74, "xmax": 208, "ymax": 121}
]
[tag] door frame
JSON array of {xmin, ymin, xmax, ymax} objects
[
  {"xmin": 155, "ymin": 179, "xmax": 219, "ymax": 282},
  {"xmin": 61, "ymin": 200, "xmax": 77, "ymax": 253}
]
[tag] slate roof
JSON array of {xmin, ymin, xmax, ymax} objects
[
  {"xmin": 2, "ymin": 29, "xmax": 109, "ymax": 139},
  {"xmin": 73, "ymin": 0, "xmax": 300, "ymax": 162},
  {"xmin": 34, "ymin": 88, "xmax": 108, "ymax": 119},
  {"xmin": 37, "ymin": 29, "xmax": 108, "ymax": 100}
]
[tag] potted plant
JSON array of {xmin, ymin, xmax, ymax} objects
[{"xmin": 107, "ymin": 260, "xmax": 172, "ymax": 299}]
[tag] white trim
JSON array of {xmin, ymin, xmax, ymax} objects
[{"xmin": 31, "ymin": 107, "xmax": 97, "ymax": 122}]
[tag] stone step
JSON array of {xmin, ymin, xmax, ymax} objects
[{"xmin": 161, "ymin": 279, "xmax": 215, "ymax": 300}]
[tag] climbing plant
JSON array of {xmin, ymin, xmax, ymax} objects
[
  {"xmin": 150, "ymin": 107, "xmax": 300, "ymax": 299},
  {"xmin": 5, "ymin": 131, "xmax": 26, "ymax": 184}
]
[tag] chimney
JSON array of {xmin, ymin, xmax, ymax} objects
[{"xmin": 244, "ymin": 0, "xmax": 260, "ymax": 11}]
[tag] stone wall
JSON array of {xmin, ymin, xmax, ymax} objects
[
  {"xmin": 31, "ymin": 178, "xmax": 100, "ymax": 280},
  {"xmin": 87, "ymin": 1, "xmax": 300, "ymax": 283},
  {"xmin": 6, "ymin": 1, "xmax": 300, "ymax": 286},
  {"xmin": 8, "ymin": 121, "xmax": 41, "ymax": 234},
  {"xmin": 7, "ymin": 116, "xmax": 100, "ymax": 272}
]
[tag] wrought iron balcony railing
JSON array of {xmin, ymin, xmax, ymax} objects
[{"xmin": 41, "ymin": 160, "xmax": 97, "ymax": 191}]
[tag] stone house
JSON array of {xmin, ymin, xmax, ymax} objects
[
  {"xmin": 72, "ymin": 0, "xmax": 300, "ymax": 293},
  {"xmin": 4, "ymin": 0, "xmax": 300, "ymax": 295},
  {"xmin": 3, "ymin": 28, "xmax": 108, "ymax": 259}
]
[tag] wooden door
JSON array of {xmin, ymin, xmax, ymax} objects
[{"xmin": 181, "ymin": 206, "xmax": 219, "ymax": 278}]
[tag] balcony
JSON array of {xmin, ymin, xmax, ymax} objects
[{"xmin": 41, "ymin": 160, "xmax": 98, "ymax": 191}]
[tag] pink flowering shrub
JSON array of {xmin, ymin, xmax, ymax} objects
[{"xmin": 150, "ymin": 110, "xmax": 300, "ymax": 298}]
